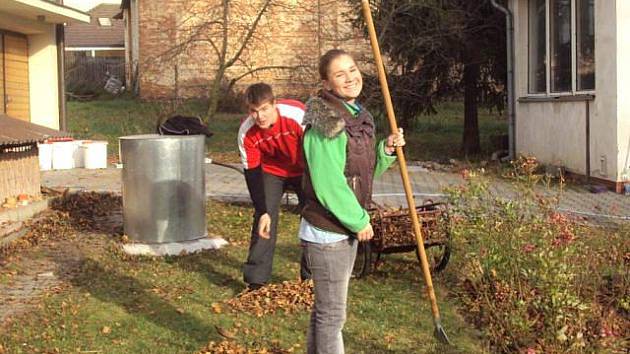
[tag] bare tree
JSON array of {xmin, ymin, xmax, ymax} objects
[
  {"xmin": 155, "ymin": 0, "xmax": 303, "ymax": 121},
  {"xmin": 143, "ymin": 0, "xmax": 368, "ymax": 121}
]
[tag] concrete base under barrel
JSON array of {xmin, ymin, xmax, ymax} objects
[{"xmin": 122, "ymin": 237, "xmax": 228, "ymax": 256}]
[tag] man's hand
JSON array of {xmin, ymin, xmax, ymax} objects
[
  {"xmin": 356, "ymin": 223, "xmax": 374, "ymax": 242},
  {"xmin": 257, "ymin": 213, "xmax": 271, "ymax": 239}
]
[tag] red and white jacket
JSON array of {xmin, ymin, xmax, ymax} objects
[{"xmin": 237, "ymin": 99, "xmax": 305, "ymax": 178}]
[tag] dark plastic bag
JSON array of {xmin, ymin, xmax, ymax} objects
[{"xmin": 157, "ymin": 115, "xmax": 214, "ymax": 137}]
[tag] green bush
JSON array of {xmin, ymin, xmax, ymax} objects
[{"xmin": 445, "ymin": 168, "xmax": 629, "ymax": 353}]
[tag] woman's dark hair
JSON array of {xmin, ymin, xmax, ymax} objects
[
  {"xmin": 244, "ymin": 82, "xmax": 275, "ymax": 106},
  {"xmin": 318, "ymin": 49, "xmax": 353, "ymax": 81}
]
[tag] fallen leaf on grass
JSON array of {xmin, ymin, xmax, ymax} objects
[
  {"xmin": 215, "ymin": 325, "xmax": 236, "ymax": 339},
  {"xmin": 211, "ymin": 302, "xmax": 223, "ymax": 314},
  {"xmin": 101, "ymin": 326, "xmax": 111, "ymax": 335}
]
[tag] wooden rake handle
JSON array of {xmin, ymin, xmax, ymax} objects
[{"xmin": 360, "ymin": 0, "xmax": 443, "ymax": 324}]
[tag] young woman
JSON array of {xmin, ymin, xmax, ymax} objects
[{"xmin": 300, "ymin": 49, "xmax": 405, "ymax": 354}]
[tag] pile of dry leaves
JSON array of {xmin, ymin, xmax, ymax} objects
[
  {"xmin": 221, "ymin": 280, "xmax": 313, "ymax": 317},
  {"xmin": 1, "ymin": 192, "xmax": 122, "ymax": 260},
  {"xmin": 0, "ymin": 211, "xmax": 75, "ymax": 260},
  {"xmin": 49, "ymin": 191, "xmax": 122, "ymax": 233},
  {"xmin": 198, "ymin": 340, "xmax": 294, "ymax": 354}
]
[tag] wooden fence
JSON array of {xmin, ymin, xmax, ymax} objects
[{"xmin": 65, "ymin": 52, "xmax": 125, "ymax": 93}]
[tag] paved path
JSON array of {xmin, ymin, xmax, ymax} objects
[{"xmin": 42, "ymin": 163, "xmax": 630, "ymax": 223}]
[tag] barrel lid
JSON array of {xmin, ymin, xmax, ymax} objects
[{"xmin": 119, "ymin": 134, "xmax": 204, "ymax": 140}]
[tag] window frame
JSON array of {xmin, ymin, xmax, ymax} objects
[{"xmin": 526, "ymin": 0, "xmax": 595, "ymax": 97}]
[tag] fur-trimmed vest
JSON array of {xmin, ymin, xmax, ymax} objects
[{"xmin": 301, "ymin": 90, "xmax": 376, "ymax": 236}]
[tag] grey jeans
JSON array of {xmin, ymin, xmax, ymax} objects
[{"xmin": 302, "ymin": 238, "xmax": 358, "ymax": 354}]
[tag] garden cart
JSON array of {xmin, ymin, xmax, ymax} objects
[{"xmin": 352, "ymin": 200, "xmax": 451, "ymax": 278}]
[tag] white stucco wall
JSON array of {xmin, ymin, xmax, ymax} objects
[
  {"xmin": 28, "ymin": 26, "xmax": 60, "ymax": 130},
  {"xmin": 590, "ymin": 0, "xmax": 618, "ymax": 180},
  {"xmin": 616, "ymin": 1, "xmax": 630, "ymax": 180},
  {"xmin": 512, "ymin": 0, "xmax": 620, "ymax": 182}
]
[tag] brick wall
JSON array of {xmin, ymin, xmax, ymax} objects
[{"xmin": 136, "ymin": 0, "xmax": 372, "ymax": 100}]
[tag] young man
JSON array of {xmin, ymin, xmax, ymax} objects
[{"xmin": 237, "ymin": 82, "xmax": 310, "ymax": 290}]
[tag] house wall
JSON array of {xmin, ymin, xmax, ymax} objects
[
  {"xmin": 28, "ymin": 26, "xmax": 60, "ymax": 129},
  {"xmin": 135, "ymin": 0, "xmax": 370, "ymax": 100},
  {"xmin": 589, "ymin": 0, "xmax": 618, "ymax": 180},
  {"xmin": 0, "ymin": 15, "xmax": 60, "ymax": 130},
  {"xmin": 512, "ymin": 0, "xmax": 620, "ymax": 182},
  {"xmin": 616, "ymin": 1, "xmax": 630, "ymax": 180}
]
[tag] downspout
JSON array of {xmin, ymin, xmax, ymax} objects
[
  {"xmin": 56, "ymin": 24, "xmax": 67, "ymax": 131},
  {"xmin": 132, "ymin": 0, "xmax": 140, "ymax": 95},
  {"xmin": 585, "ymin": 100, "xmax": 590, "ymax": 181},
  {"xmin": 490, "ymin": 0, "xmax": 516, "ymax": 159}
]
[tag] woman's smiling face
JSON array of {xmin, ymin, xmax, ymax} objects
[{"xmin": 323, "ymin": 54, "xmax": 363, "ymax": 103}]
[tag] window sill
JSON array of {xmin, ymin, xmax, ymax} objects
[{"xmin": 518, "ymin": 94, "xmax": 595, "ymax": 103}]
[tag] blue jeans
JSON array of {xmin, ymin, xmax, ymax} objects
[{"xmin": 302, "ymin": 238, "xmax": 358, "ymax": 354}]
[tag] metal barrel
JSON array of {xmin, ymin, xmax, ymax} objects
[{"xmin": 120, "ymin": 134, "xmax": 206, "ymax": 243}]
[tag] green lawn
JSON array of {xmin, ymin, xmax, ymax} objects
[
  {"xmin": 0, "ymin": 201, "xmax": 486, "ymax": 353},
  {"xmin": 0, "ymin": 97, "xmax": 539, "ymax": 353},
  {"xmin": 372, "ymin": 101, "xmax": 507, "ymax": 161},
  {"xmin": 66, "ymin": 97, "xmax": 242, "ymax": 163},
  {"xmin": 67, "ymin": 97, "xmax": 507, "ymax": 163},
  {"xmin": 2, "ymin": 97, "xmax": 625, "ymax": 352}
]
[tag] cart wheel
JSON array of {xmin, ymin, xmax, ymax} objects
[
  {"xmin": 352, "ymin": 241, "xmax": 372, "ymax": 278},
  {"xmin": 416, "ymin": 241, "xmax": 451, "ymax": 273}
]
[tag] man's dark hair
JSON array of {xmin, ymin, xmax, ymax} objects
[
  {"xmin": 318, "ymin": 48, "xmax": 352, "ymax": 80},
  {"xmin": 244, "ymin": 83, "xmax": 275, "ymax": 106}
]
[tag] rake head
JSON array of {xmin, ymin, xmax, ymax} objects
[{"xmin": 434, "ymin": 322, "xmax": 451, "ymax": 345}]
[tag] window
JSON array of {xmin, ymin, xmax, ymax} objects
[
  {"xmin": 528, "ymin": 0, "xmax": 595, "ymax": 94},
  {"xmin": 98, "ymin": 17, "xmax": 112, "ymax": 26},
  {"xmin": 576, "ymin": 0, "xmax": 595, "ymax": 90},
  {"xmin": 550, "ymin": 0, "xmax": 572, "ymax": 92},
  {"xmin": 528, "ymin": 0, "xmax": 546, "ymax": 93}
]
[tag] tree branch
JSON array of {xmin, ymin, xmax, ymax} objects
[{"xmin": 225, "ymin": 0, "xmax": 273, "ymax": 68}]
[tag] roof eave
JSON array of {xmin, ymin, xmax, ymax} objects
[{"xmin": 9, "ymin": 0, "xmax": 91, "ymax": 24}]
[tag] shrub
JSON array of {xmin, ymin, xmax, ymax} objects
[{"xmin": 445, "ymin": 170, "xmax": 629, "ymax": 353}]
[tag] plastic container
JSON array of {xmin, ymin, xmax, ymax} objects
[
  {"xmin": 37, "ymin": 142, "xmax": 53, "ymax": 171},
  {"xmin": 52, "ymin": 141, "xmax": 75, "ymax": 170},
  {"xmin": 82, "ymin": 141, "xmax": 108, "ymax": 169},
  {"xmin": 72, "ymin": 140, "xmax": 85, "ymax": 168}
]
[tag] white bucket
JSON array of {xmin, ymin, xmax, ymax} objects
[
  {"xmin": 72, "ymin": 140, "xmax": 85, "ymax": 168},
  {"xmin": 52, "ymin": 141, "xmax": 75, "ymax": 170},
  {"xmin": 82, "ymin": 141, "xmax": 108, "ymax": 169},
  {"xmin": 38, "ymin": 143, "xmax": 53, "ymax": 171}
]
